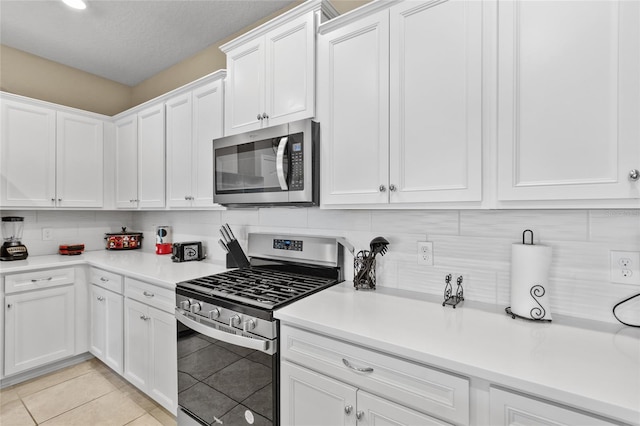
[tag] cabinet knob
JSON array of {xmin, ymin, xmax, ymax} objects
[
  {"xmin": 58, "ymin": 198, "xmax": 62, "ymax": 202},
  {"xmin": 7, "ymin": 304, "xmax": 12, "ymax": 308},
  {"xmin": 257, "ymin": 114, "xmax": 263, "ymax": 121},
  {"xmin": 51, "ymin": 198, "xmax": 56, "ymax": 202},
  {"xmin": 344, "ymin": 405, "xmax": 353, "ymax": 415},
  {"xmin": 630, "ymin": 169, "xmax": 640, "ymax": 181},
  {"xmin": 143, "ymin": 291, "xmax": 155, "ymax": 298},
  {"xmin": 97, "ymin": 296, "xmax": 105, "ymax": 301},
  {"xmin": 140, "ymin": 315, "xmax": 150, "ymax": 321},
  {"xmin": 379, "ymin": 185, "xmax": 386, "ymax": 192},
  {"xmin": 389, "ymin": 184, "xmax": 397, "ymax": 192},
  {"xmin": 356, "ymin": 411, "xmax": 364, "ymax": 420},
  {"xmin": 262, "ymin": 112, "xmax": 269, "ymax": 120}
]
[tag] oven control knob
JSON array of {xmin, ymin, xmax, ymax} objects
[
  {"xmin": 208, "ymin": 308, "xmax": 221, "ymax": 319},
  {"xmin": 243, "ymin": 319, "xmax": 256, "ymax": 332},
  {"xmin": 229, "ymin": 314, "xmax": 241, "ymax": 327},
  {"xmin": 190, "ymin": 302, "xmax": 202, "ymax": 313},
  {"xmin": 179, "ymin": 300, "xmax": 191, "ymax": 311}
]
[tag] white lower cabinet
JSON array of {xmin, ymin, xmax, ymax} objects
[
  {"xmin": 89, "ymin": 268, "xmax": 124, "ymax": 375},
  {"xmin": 124, "ymin": 279, "xmax": 177, "ymax": 414},
  {"xmin": 280, "ymin": 325, "xmax": 469, "ymax": 426},
  {"xmin": 489, "ymin": 387, "xmax": 619, "ymax": 426},
  {"xmin": 4, "ymin": 269, "xmax": 76, "ymax": 376},
  {"xmin": 282, "ymin": 360, "xmax": 450, "ymax": 426}
]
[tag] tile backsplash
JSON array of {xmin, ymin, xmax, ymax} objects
[{"xmin": 3, "ymin": 208, "xmax": 639, "ymax": 325}]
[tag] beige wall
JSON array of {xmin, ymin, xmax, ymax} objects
[
  {"xmin": 1, "ymin": 0, "xmax": 371, "ymax": 116},
  {"xmin": 0, "ymin": 45, "xmax": 132, "ymax": 116}
]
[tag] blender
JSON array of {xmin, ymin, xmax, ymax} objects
[{"xmin": 1, "ymin": 216, "xmax": 28, "ymax": 261}]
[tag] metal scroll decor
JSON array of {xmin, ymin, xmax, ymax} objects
[
  {"xmin": 505, "ymin": 283, "xmax": 552, "ymax": 322},
  {"xmin": 442, "ymin": 274, "xmax": 464, "ymax": 308}
]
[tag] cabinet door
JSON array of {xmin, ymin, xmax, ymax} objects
[
  {"xmin": 497, "ymin": 0, "xmax": 640, "ymax": 202},
  {"xmin": 265, "ymin": 12, "xmax": 315, "ymax": 127},
  {"xmin": 192, "ymin": 80, "xmax": 224, "ymax": 207},
  {"xmin": 138, "ymin": 104, "xmax": 165, "ymax": 208},
  {"xmin": 124, "ymin": 298, "xmax": 149, "ymax": 391},
  {"xmin": 225, "ymin": 38, "xmax": 265, "ymax": 135},
  {"xmin": 147, "ymin": 306, "xmax": 177, "ymax": 414},
  {"xmin": 114, "ymin": 114, "xmax": 138, "ymax": 209},
  {"xmin": 318, "ymin": 10, "xmax": 390, "ymax": 206},
  {"xmin": 90, "ymin": 285, "xmax": 124, "ymax": 375},
  {"xmin": 357, "ymin": 390, "xmax": 451, "ymax": 426},
  {"xmin": 56, "ymin": 111, "xmax": 104, "ymax": 207},
  {"xmin": 389, "ymin": 0, "xmax": 482, "ymax": 203},
  {"xmin": 281, "ymin": 361, "xmax": 357, "ymax": 426},
  {"xmin": 0, "ymin": 99, "xmax": 56, "ymax": 207},
  {"xmin": 4, "ymin": 285, "xmax": 75, "ymax": 376},
  {"xmin": 166, "ymin": 93, "xmax": 193, "ymax": 208},
  {"xmin": 489, "ymin": 387, "xmax": 618, "ymax": 426}
]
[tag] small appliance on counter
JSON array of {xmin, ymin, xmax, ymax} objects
[
  {"xmin": 105, "ymin": 227, "xmax": 143, "ymax": 250},
  {"xmin": 59, "ymin": 244, "xmax": 85, "ymax": 256},
  {"xmin": 156, "ymin": 225, "xmax": 172, "ymax": 255},
  {"xmin": 1, "ymin": 216, "xmax": 28, "ymax": 261},
  {"xmin": 171, "ymin": 241, "xmax": 205, "ymax": 262}
]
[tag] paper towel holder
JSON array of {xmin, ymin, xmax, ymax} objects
[{"xmin": 506, "ymin": 229, "xmax": 552, "ymax": 322}]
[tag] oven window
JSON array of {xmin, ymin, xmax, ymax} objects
[
  {"xmin": 215, "ymin": 137, "xmax": 288, "ymax": 194},
  {"xmin": 177, "ymin": 324, "xmax": 277, "ymax": 426}
]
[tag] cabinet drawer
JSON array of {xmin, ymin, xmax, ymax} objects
[
  {"xmin": 124, "ymin": 278, "xmax": 174, "ymax": 313},
  {"xmin": 4, "ymin": 267, "xmax": 75, "ymax": 294},
  {"xmin": 489, "ymin": 387, "xmax": 618, "ymax": 426},
  {"xmin": 281, "ymin": 325, "xmax": 469, "ymax": 425},
  {"xmin": 90, "ymin": 268, "xmax": 123, "ymax": 294}
]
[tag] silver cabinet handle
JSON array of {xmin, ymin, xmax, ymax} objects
[
  {"xmin": 342, "ymin": 358, "xmax": 374, "ymax": 373},
  {"xmin": 97, "ymin": 296, "xmax": 105, "ymax": 301},
  {"xmin": 143, "ymin": 291, "xmax": 154, "ymax": 298},
  {"xmin": 389, "ymin": 184, "xmax": 397, "ymax": 192},
  {"xmin": 100, "ymin": 277, "xmax": 108, "ymax": 282},
  {"xmin": 31, "ymin": 277, "xmax": 53, "ymax": 283},
  {"xmin": 140, "ymin": 315, "xmax": 150, "ymax": 321},
  {"xmin": 630, "ymin": 169, "xmax": 640, "ymax": 181},
  {"xmin": 345, "ymin": 405, "xmax": 353, "ymax": 415},
  {"xmin": 379, "ymin": 185, "xmax": 386, "ymax": 192},
  {"xmin": 356, "ymin": 411, "xmax": 364, "ymax": 420}
]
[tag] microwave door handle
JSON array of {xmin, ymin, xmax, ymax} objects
[{"xmin": 276, "ymin": 136, "xmax": 289, "ymax": 191}]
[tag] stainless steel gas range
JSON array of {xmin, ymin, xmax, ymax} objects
[{"xmin": 175, "ymin": 233, "xmax": 346, "ymax": 426}]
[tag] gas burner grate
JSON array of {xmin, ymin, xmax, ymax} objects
[{"xmin": 179, "ymin": 267, "xmax": 338, "ymax": 310}]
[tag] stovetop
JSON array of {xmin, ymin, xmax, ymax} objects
[{"xmin": 177, "ymin": 267, "xmax": 339, "ymax": 310}]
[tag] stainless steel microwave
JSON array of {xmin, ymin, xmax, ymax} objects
[{"xmin": 213, "ymin": 119, "xmax": 319, "ymax": 207}]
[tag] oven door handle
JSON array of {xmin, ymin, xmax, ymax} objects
[
  {"xmin": 175, "ymin": 308, "xmax": 274, "ymax": 354},
  {"xmin": 276, "ymin": 136, "xmax": 289, "ymax": 191}
]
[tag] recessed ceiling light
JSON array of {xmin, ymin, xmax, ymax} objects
[{"xmin": 61, "ymin": 0, "xmax": 87, "ymax": 10}]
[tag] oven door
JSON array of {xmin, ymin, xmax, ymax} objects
[{"xmin": 176, "ymin": 309, "xmax": 278, "ymax": 426}]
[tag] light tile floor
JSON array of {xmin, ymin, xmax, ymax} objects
[{"xmin": 0, "ymin": 358, "xmax": 177, "ymax": 426}]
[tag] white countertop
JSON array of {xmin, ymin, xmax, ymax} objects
[
  {"xmin": 0, "ymin": 250, "xmax": 229, "ymax": 289},
  {"xmin": 275, "ymin": 282, "xmax": 640, "ymax": 425}
]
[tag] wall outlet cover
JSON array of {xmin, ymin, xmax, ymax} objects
[
  {"xmin": 417, "ymin": 241, "xmax": 433, "ymax": 266},
  {"xmin": 610, "ymin": 251, "xmax": 640, "ymax": 285}
]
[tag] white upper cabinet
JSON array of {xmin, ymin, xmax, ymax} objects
[
  {"xmin": 166, "ymin": 74, "xmax": 224, "ymax": 208},
  {"xmin": 137, "ymin": 103, "xmax": 166, "ymax": 208},
  {"xmin": 114, "ymin": 114, "xmax": 138, "ymax": 208},
  {"xmin": 497, "ymin": 0, "xmax": 640, "ymax": 203},
  {"xmin": 56, "ymin": 112, "xmax": 104, "ymax": 208},
  {"xmin": 222, "ymin": 0, "xmax": 337, "ymax": 136},
  {"xmin": 0, "ymin": 95, "xmax": 104, "ymax": 208},
  {"xmin": 1, "ymin": 99, "xmax": 56, "ymax": 207},
  {"xmin": 319, "ymin": 0, "xmax": 483, "ymax": 207}
]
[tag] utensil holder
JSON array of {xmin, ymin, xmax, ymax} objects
[{"xmin": 354, "ymin": 251, "xmax": 376, "ymax": 290}]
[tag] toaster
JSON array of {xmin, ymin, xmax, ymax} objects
[{"xmin": 171, "ymin": 241, "xmax": 205, "ymax": 262}]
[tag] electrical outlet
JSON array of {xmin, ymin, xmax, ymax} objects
[
  {"xmin": 42, "ymin": 228, "xmax": 53, "ymax": 241},
  {"xmin": 610, "ymin": 251, "xmax": 640, "ymax": 285},
  {"xmin": 417, "ymin": 241, "xmax": 433, "ymax": 266}
]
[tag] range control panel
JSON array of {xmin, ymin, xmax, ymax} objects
[{"xmin": 273, "ymin": 239, "xmax": 303, "ymax": 252}]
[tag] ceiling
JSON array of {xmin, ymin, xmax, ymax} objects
[{"xmin": 0, "ymin": 0, "xmax": 297, "ymax": 86}]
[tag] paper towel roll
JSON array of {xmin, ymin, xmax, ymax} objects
[{"xmin": 510, "ymin": 243, "xmax": 553, "ymax": 320}]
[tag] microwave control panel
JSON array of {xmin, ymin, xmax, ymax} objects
[{"xmin": 289, "ymin": 138, "xmax": 304, "ymax": 191}]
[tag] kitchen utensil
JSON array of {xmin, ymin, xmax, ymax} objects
[
  {"xmin": 220, "ymin": 224, "xmax": 250, "ymax": 268},
  {"xmin": 105, "ymin": 227, "xmax": 143, "ymax": 250},
  {"xmin": 1, "ymin": 216, "xmax": 28, "ymax": 261},
  {"xmin": 171, "ymin": 241, "xmax": 205, "ymax": 262},
  {"xmin": 354, "ymin": 237, "xmax": 389, "ymax": 289},
  {"xmin": 218, "ymin": 239, "xmax": 230, "ymax": 253}
]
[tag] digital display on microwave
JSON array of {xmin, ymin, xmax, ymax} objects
[{"xmin": 292, "ymin": 143, "xmax": 302, "ymax": 152}]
